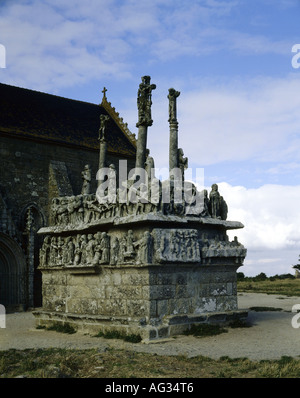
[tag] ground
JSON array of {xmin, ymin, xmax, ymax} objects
[{"xmin": 1, "ymin": 293, "xmax": 300, "ymax": 362}]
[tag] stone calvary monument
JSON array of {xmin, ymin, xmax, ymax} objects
[{"xmin": 34, "ymin": 76, "xmax": 247, "ymax": 341}]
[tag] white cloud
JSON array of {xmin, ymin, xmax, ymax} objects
[
  {"xmin": 0, "ymin": 0, "xmax": 153, "ymax": 90},
  {"xmin": 144, "ymin": 75, "xmax": 300, "ymax": 169},
  {"xmin": 214, "ymin": 182, "xmax": 300, "ymax": 276},
  {"xmin": 0, "ymin": 0, "xmax": 295, "ymax": 91}
]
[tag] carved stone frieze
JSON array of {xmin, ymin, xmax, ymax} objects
[
  {"xmin": 152, "ymin": 228, "xmax": 201, "ymax": 263},
  {"xmin": 201, "ymin": 235, "xmax": 247, "ymax": 263}
]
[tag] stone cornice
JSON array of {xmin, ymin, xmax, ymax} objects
[{"xmin": 101, "ymin": 90, "xmax": 137, "ymax": 148}]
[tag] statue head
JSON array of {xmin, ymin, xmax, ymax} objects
[{"xmin": 142, "ymin": 75, "xmax": 151, "ymax": 85}]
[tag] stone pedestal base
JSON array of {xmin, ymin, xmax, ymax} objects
[
  {"xmin": 33, "ymin": 262, "xmax": 247, "ymax": 341},
  {"xmin": 33, "ymin": 308, "xmax": 248, "ymax": 342}
]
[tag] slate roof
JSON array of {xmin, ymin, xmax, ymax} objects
[{"xmin": 0, "ymin": 83, "xmax": 136, "ymax": 157}]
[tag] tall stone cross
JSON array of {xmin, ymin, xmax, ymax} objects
[
  {"xmin": 98, "ymin": 114, "xmax": 110, "ymax": 186},
  {"xmin": 135, "ymin": 76, "xmax": 156, "ymax": 170},
  {"xmin": 168, "ymin": 88, "xmax": 180, "ymax": 172}
]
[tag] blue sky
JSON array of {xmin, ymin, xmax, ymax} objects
[{"xmin": 1, "ymin": 0, "xmax": 300, "ymax": 276}]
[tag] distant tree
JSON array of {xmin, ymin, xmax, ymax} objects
[
  {"xmin": 253, "ymin": 272, "xmax": 268, "ymax": 281},
  {"xmin": 292, "ymin": 255, "xmax": 300, "ymax": 271},
  {"xmin": 237, "ymin": 272, "xmax": 245, "ymax": 281}
]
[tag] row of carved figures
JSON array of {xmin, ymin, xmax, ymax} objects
[
  {"xmin": 50, "ymin": 183, "xmax": 228, "ymax": 227},
  {"xmin": 155, "ymin": 229, "xmax": 201, "ymax": 263},
  {"xmin": 39, "ymin": 229, "xmax": 246, "ymax": 269},
  {"xmin": 39, "ymin": 230, "xmax": 154, "ymax": 267},
  {"xmin": 201, "ymin": 236, "xmax": 247, "ymax": 259}
]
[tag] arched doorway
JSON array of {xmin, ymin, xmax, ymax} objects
[{"xmin": 0, "ymin": 233, "xmax": 26, "ymax": 311}]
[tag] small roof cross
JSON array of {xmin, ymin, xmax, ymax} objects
[{"xmin": 102, "ymin": 87, "xmax": 107, "ymax": 100}]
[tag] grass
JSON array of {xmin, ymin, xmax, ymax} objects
[
  {"xmin": 237, "ymin": 276, "xmax": 300, "ymax": 296},
  {"xmin": 94, "ymin": 330, "xmax": 142, "ymax": 343},
  {"xmin": 1, "ymin": 348, "xmax": 300, "ymax": 378},
  {"xmin": 183, "ymin": 319, "xmax": 251, "ymax": 338},
  {"xmin": 37, "ymin": 322, "xmax": 77, "ymax": 334},
  {"xmin": 5, "ymin": 272, "xmax": 298, "ymax": 378}
]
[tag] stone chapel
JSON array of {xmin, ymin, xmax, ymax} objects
[{"xmin": 0, "ymin": 83, "xmax": 136, "ymax": 311}]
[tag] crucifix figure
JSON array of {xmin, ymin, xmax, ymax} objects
[
  {"xmin": 168, "ymin": 88, "xmax": 180, "ymax": 123},
  {"xmin": 135, "ymin": 76, "xmax": 156, "ymax": 170},
  {"xmin": 98, "ymin": 114, "xmax": 110, "ymax": 185},
  {"xmin": 136, "ymin": 76, "xmax": 156, "ymax": 127},
  {"xmin": 98, "ymin": 114, "xmax": 110, "ymax": 142}
]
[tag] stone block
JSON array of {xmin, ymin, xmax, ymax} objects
[
  {"xmin": 121, "ymin": 271, "xmax": 149, "ymax": 286},
  {"xmin": 126, "ymin": 300, "xmax": 148, "ymax": 317},
  {"xmin": 216, "ymin": 296, "xmax": 237, "ymax": 312},
  {"xmin": 149, "ymin": 285, "xmax": 176, "ymax": 300},
  {"xmin": 156, "ymin": 299, "xmax": 168, "ymax": 316}
]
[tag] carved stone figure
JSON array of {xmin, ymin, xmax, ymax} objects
[
  {"xmin": 67, "ymin": 196, "xmax": 77, "ymax": 224},
  {"xmin": 83, "ymin": 195, "xmax": 94, "ymax": 224},
  {"xmin": 168, "ymin": 88, "xmax": 180, "ymax": 123},
  {"xmin": 53, "ymin": 198, "xmax": 68, "ymax": 225},
  {"xmin": 209, "ymin": 184, "xmax": 221, "ymax": 219},
  {"xmin": 78, "ymin": 196, "xmax": 85, "ymax": 223},
  {"xmin": 119, "ymin": 236, "xmax": 127, "ymax": 264},
  {"xmin": 50, "ymin": 236, "xmax": 58, "ymax": 266},
  {"xmin": 135, "ymin": 231, "xmax": 153, "ymax": 264},
  {"xmin": 86, "ymin": 234, "xmax": 96, "ymax": 264},
  {"xmin": 135, "ymin": 183, "xmax": 148, "ymax": 215},
  {"xmin": 178, "ymin": 148, "xmax": 188, "ymax": 181},
  {"xmin": 201, "ymin": 235, "xmax": 246, "ymax": 262},
  {"xmin": 145, "ymin": 149, "xmax": 155, "ymax": 180},
  {"xmin": 98, "ymin": 114, "xmax": 110, "ymax": 142},
  {"xmin": 51, "ymin": 198, "xmax": 59, "ymax": 225},
  {"xmin": 110, "ymin": 236, "xmax": 119, "ymax": 265},
  {"xmin": 126, "ymin": 230, "xmax": 135, "ymax": 256},
  {"xmin": 80, "ymin": 235, "xmax": 87, "ymax": 264},
  {"xmin": 62, "ymin": 237, "xmax": 70, "ymax": 264},
  {"xmin": 39, "ymin": 236, "xmax": 51, "ymax": 267},
  {"xmin": 201, "ymin": 189, "xmax": 210, "ymax": 217},
  {"xmin": 74, "ymin": 235, "xmax": 82, "ymax": 266},
  {"xmin": 98, "ymin": 115, "xmax": 110, "ymax": 175},
  {"xmin": 99, "ymin": 232, "xmax": 110, "ymax": 264},
  {"xmin": 136, "ymin": 75, "xmax": 156, "ymax": 127},
  {"xmin": 65, "ymin": 236, "xmax": 75, "ymax": 265},
  {"xmin": 81, "ymin": 165, "xmax": 92, "ymax": 195},
  {"xmin": 92, "ymin": 232, "xmax": 102, "ymax": 265}
]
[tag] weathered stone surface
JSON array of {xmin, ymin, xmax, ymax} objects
[{"xmin": 34, "ymin": 77, "xmax": 248, "ymax": 341}]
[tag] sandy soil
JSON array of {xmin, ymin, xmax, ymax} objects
[{"xmin": 1, "ymin": 293, "xmax": 300, "ymax": 360}]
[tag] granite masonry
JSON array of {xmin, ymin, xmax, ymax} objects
[
  {"xmin": 0, "ymin": 83, "xmax": 136, "ymax": 310},
  {"xmin": 34, "ymin": 77, "xmax": 247, "ymax": 341}
]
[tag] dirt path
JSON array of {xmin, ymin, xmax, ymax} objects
[{"xmin": 1, "ymin": 293, "xmax": 300, "ymax": 360}]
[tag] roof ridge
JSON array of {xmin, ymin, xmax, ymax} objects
[
  {"xmin": 101, "ymin": 89, "xmax": 137, "ymax": 147},
  {"xmin": 0, "ymin": 82, "xmax": 99, "ymax": 107}
]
